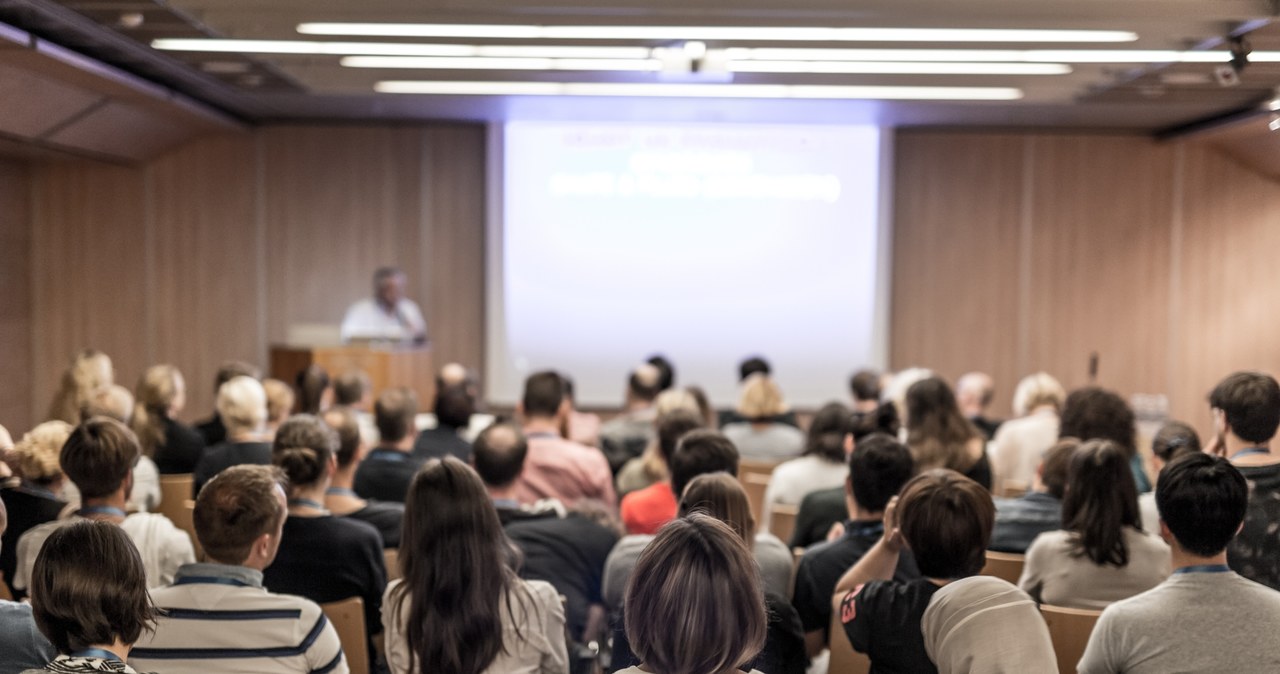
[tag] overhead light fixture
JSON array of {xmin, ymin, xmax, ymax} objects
[
  {"xmin": 151, "ymin": 38, "xmax": 651, "ymax": 59},
  {"xmin": 729, "ymin": 61, "xmax": 1071, "ymax": 75},
  {"xmin": 301, "ymin": 23, "xmax": 1137, "ymax": 43},
  {"xmin": 374, "ymin": 80, "xmax": 1023, "ymax": 100},
  {"xmin": 727, "ymin": 48, "xmax": 1257, "ymax": 63},
  {"xmin": 342, "ymin": 56, "xmax": 663, "ymax": 71}
]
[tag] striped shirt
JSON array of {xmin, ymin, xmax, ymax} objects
[{"xmin": 128, "ymin": 563, "xmax": 347, "ymax": 674}]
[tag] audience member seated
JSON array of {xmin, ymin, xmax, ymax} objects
[
  {"xmin": 615, "ymin": 514, "xmax": 768, "ymax": 674},
  {"xmin": 849, "ymin": 369, "xmax": 882, "ymax": 413},
  {"xmin": 14, "ymin": 418, "xmax": 195, "ymax": 594},
  {"xmin": 0, "ymin": 498, "xmax": 56, "ymax": 674},
  {"xmin": 761, "ymin": 402, "xmax": 851, "ymax": 532},
  {"xmin": 472, "ymin": 422, "xmax": 620, "ymax": 644},
  {"xmin": 1138, "ymin": 421, "xmax": 1200, "ymax": 534},
  {"xmin": 790, "ymin": 402, "xmax": 902, "ymax": 549},
  {"xmin": 921, "ymin": 575, "xmax": 1055, "ymax": 673},
  {"xmin": 295, "ymin": 364, "xmax": 332, "ymax": 415},
  {"xmin": 722, "ymin": 373, "xmax": 805, "ymax": 461},
  {"xmin": 905, "ymin": 376, "xmax": 992, "ymax": 490},
  {"xmin": 1019, "ymin": 440, "xmax": 1170, "ymax": 609},
  {"xmin": 193, "ymin": 376, "xmax": 272, "ymax": 494},
  {"xmin": 46, "ymin": 349, "xmax": 113, "ymax": 425},
  {"xmin": 513, "ymin": 371, "xmax": 616, "ymax": 508},
  {"xmin": 1060, "ymin": 386, "xmax": 1152, "ymax": 493},
  {"xmin": 131, "ymin": 364, "xmax": 205, "ymax": 475},
  {"xmin": 332, "ymin": 369, "xmax": 378, "ymax": 446},
  {"xmin": 321, "ymin": 406, "xmax": 404, "ymax": 547},
  {"xmin": 25, "ymin": 521, "xmax": 155, "ymax": 674},
  {"xmin": 1080, "ymin": 453, "xmax": 1280, "ymax": 674},
  {"xmin": 382, "ymin": 459, "xmax": 567, "ymax": 674},
  {"xmin": 267, "ymin": 415, "xmax": 387, "ymax": 672},
  {"xmin": 262, "ymin": 378, "xmax": 296, "ymax": 437},
  {"xmin": 1214, "ymin": 371, "xmax": 1280, "ymax": 590},
  {"xmin": 195, "ymin": 361, "xmax": 261, "ymax": 447},
  {"xmin": 685, "ymin": 385, "xmax": 718, "ymax": 428},
  {"xmin": 619, "ymin": 409, "xmax": 704, "ymax": 534},
  {"xmin": 411, "ymin": 384, "xmax": 474, "ymax": 462},
  {"xmin": 718, "ymin": 356, "xmax": 801, "ymax": 429},
  {"xmin": 353, "ymin": 387, "xmax": 425, "ymax": 504},
  {"xmin": 990, "ymin": 372, "xmax": 1067, "ymax": 492},
  {"xmin": 1, "ymin": 421, "xmax": 71, "ymax": 598},
  {"xmin": 599, "ymin": 364, "xmax": 663, "ymax": 474},
  {"xmin": 990, "ymin": 438, "xmax": 1077, "ymax": 553},
  {"xmin": 956, "ymin": 372, "xmax": 1003, "ymax": 439},
  {"xmin": 792, "ymin": 433, "xmax": 918, "ymax": 658},
  {"xmin": 615, "ymin": 388, "xmax": 703, "ymax": 496},
  {"xmin": 78, "ymin": 385, "xmax": 161, "ymax": 513},
  {"xmin": 130, "ymin": 465, "xmax": 348, "ymax": 674},
  {"xmin": 883, "ymin": 366, "xmax": 934, "ymax": 430},
  {"xmin": 835, "ymin": 469, "xmax": 996, "ymax": 674},
  {"xmin": 434, "ymin": 363, "xmax": 498, "ymax": 443}
]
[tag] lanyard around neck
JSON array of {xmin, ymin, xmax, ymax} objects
[
  {"xmin": 1232, "ymin": 447, "xmax": 1271, "ymax": 461},
  {"xmin": 1174, "ymin": 564, "xmax": 1231, "ymax": 574},
  {"xmin": 71, "ymin": 648, "xmax": 123, "ymax": 663},
  {"xmin": 78, "ymin": 505, "xmax": 127, "ymax": 519}
]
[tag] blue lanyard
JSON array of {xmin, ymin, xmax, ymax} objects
[
  {"xmin": 288, "ymin": 498, "xmax": 326, "ymax": 510},
  {"xmin": 370, "ymin": 450, "xmax": 408, "ymax": 462},
  {"xmin": 1232, "ymin": 447, "xmax": 1270, "ymax": 460},
  {"xmin": 72, "ymin": 648, "xmax": 123, "ymax": 663},
  {"xmin": 845, "ymin": 521, "xmax": 886, "ymax": 539},
  {"xmin": 1174, "ymin": 564, "xmax": 1231, "ymax": 575},
  {"xmin": 325, "ymin": 487, "xmax": 359, "ymax": 498},
  {"xmin": 78, "ymin": 505, "xmax": 127, "ymax": 518},
  {"xmin": 174, "ymin": 575, "xmax": 252, "ymax": 588}
]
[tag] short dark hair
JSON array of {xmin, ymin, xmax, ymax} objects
[
  {"xmin": 1157, "ymin": 453, "xmax": 1248, "ymax": 557},
  {"xmin": 195, "ymin": 465, "xmax": 286, "ymax": 565},
  {"xmin": 294, "ymin": 365, "xmax": 330, "ymax": 415},
  {"xmin": 61, "ymin": 418, "xmax": 139, "ymax": 500},
  {"xmin": 273, "ymin": 414, "xmax": 338, "ymax": 488},
  {"xmin": 332, "ymin": 370, "xmax": 370, "ymax": 407},
  {"xmin": 1039, "ymin": 439, "xmax": 1079, "ymax": 500},
  {"xmin": 738, "ymin": 356, "xmax": 771, "ymax": 381},
  {"xmin": 1152, "ymin": 421, "xmax": 1201, "ymax": 463},
  {"xmin": 434, "ymin": 385, "xmax": 475, "ymax": 429},
  {"xmin": 848, "ymin": 433, "xmax": 914, "ymax": 513},
  {"xmin": 471, "ymin": 422, "xmax": 528, "ymax": 488},
  {"xmin": 214, "ymin": 360, "xmax": 260, "ymax": 393},
  {"xmin": 669, "ymin": 430, "xmax": 740, "ymax": 499},
  {"xmin": 1209, "ymin": 371, "xmax": 1280, "ymax": 444},
  {"xmin": 807, "ymin": 402, "xmax": 851, "ymax": 462},
  {"xmin": 1059, "ymin": 387, "xmax": 1137, "ymax": 456},
  {"xmin": 656, "ymin": 409, "xmax": 705, "ymax": 465},
  {"xmin": 30, "ymin": 521, "xmax": 155, "ymax": 653},
  {"xmin": 847, "ymin": 403, "xmax": 901, "ymax": 442},
  {"xmin": 375, "ymin": 387, "xmax": 419, "ymax": 443},
  {"xmin": 849, "ymin": 370, "xmax": 881, "ymax": 402},
  {"xmin": 522, "ymin": 371, "xmax": 565, "ymax": 417},
  {"xmin": 897, "ymin": 469, "xmax": 995, "ymax": 579},
  {"xmin": 322, "ymin": 406, "xmax": 363, "ymax": 468},
  {"xmin": 647, "ymin": 355, "xmax": 675, "ymax": 391}
]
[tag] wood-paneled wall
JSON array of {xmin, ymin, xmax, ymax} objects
[
  {"xmin": 891, "ymin": 131, "xmax": 1280, "ymax": 432},
  {"xmin": 0, "ymin": 159, "xmax": 32, "ymax": 432}
]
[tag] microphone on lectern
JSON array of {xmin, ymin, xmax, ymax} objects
[{"xmin": 1088, "ymin": 352, "xmax": 1099, "ymax": 383}]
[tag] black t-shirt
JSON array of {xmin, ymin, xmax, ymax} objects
[
  {"xmin": 963, "ymin": 451, "xmax": 994, "ymax": 491},
  {"xmin": 353, "ymin": 448, "xmax": 424, "ymax": 504},
  {"xmin": 192, "ymin": 441, "xmax": 272, "ymax": 494},
  {"xmin": 346, "ymin": 500, "xmax": 405, "ymax": 549},
  {"xmin": 502, "ymin": 510, "xmax": 618, "ymax": 639},
  {"xmin": 841, "ymin": 579, "xmax": 941, "ymax": 674},
  {"xmin": 1229, "ymin": 461, "xmax": 1280, "ymax": 590},
  {"xmin": 194, "ymin": 413, "xmax": 226, "ymax": 447},
  {"xmin": 410, "ymin": 427, "xmax": 472, "ymax": 463},
  {"xmin": 791, "ymin": 487, "xmax": 847, "ymax": 549},
  {"xmin": 0, "ymin": 485, "xmax": 66, "ymax": 598},
  {"xmin": 792, "ymin": 521, "xmax": 920, "ymax": 637},
  {"xmin": 153, "ymin": 417, "xmax": 207, "ymax": 475}
]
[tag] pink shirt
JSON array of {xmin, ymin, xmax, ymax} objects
[{"xmin": 515, "ymin": 430, "xmax": 617, "ymax": 510}]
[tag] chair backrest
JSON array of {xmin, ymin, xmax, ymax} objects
[
  {"xmin": 828, "ymin": 593, "xmax": 871, "ymax": 674},
  {"xmin": 384, "ymin": 549, "xmax": 401, "ymax": 582},
  {"xmin": 769, "ymin": 502, "xmax": 800, "ymax": 545},
  {"xmin": 321, "ymin": 597, "xmax": 368, "ymax": 674},
  {"xmin": 166, "ymin": 498, "xmax": 204, "ymax": 561},
  {"xmin": 740, "ymin": 472, "xmax": 771, "ymax": 522},
  {"xmin": 739, "ymin": 458, "xmax": 782, "ymax": 477},
  {"xmin": 981, "ymin": 550, "xmax": 1026, "ymax": 586},
  {"xmin": 996, "ymin": 479, "xmax": 1029, "ymax": 499},
  {"xmin": 1040, "ymin": 604, "xmax": 1102, "ymax": 674},
  {"xmin": 157, "ymin": 474, "xmax": 194, "ymax": 522}
]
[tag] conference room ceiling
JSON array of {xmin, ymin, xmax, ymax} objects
[{"xmin": 5, "ymin": 0, "xmax": 1280, "ymax": 131}]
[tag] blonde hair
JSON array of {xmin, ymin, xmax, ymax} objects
[
  {"xmin": 1012, "ymin": 372, "xmax": 1067, "ymax": 417},
  {"xmin": 263, "ymin": 379, "xmax": 296, "ymax": 425},
  {"xmin": 132, "ymin": 365, "xmax": 185, "ymax": 458},
  {"xmin": 736, "ymin": 373, "xmax": 788, "ymax": 420},
  {"xmin": 11, "ymin": 420, "xmax": 73, "ymax": 485},
  {"xmin": 639, "ymin": 389, "xmax": 705, "ymax": 481},
  {"xmin": 218, "ymin": 376, "xmax": 268, "ymax": 436},
  {"xmin": 47, "ymin": 350, "xmax": 114, "ymax": 424},
  {"xmin": 80, "ymin": 384, "xmax": 134, "ymax": 424}
]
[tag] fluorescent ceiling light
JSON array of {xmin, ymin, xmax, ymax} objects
[
  {"xmin": 301, "ymin": 23, "xmax": 1136, "ymax": 43},
  {"xmin": 730, "ymin": 61, "xmax": 1071, "ymax": 75},
  {"xmin": 728, "ymin": 47, "xmax": 1256, "ymax": 63},
  {"xmin": 342, "ymin": 56, "xmax": 662, "ymax": 71},
  {"xmin": 375, "ymin": 80, "xmax": 1023, "ymax": 100},
  {"xmin": 151, "ymin": 38, "xmax": 650, "ymax": 59}
]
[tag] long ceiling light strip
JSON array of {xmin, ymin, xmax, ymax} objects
[
  {"xmin": 342, "ymin": 56, "xmax": 664, "ymax": 71},
  {"xmin": 150, "ymin": 38, "xmax": 651, "ymax": 59},
  {"xmin": 374, "ymin": 80, "xmax": 1024, "ymax": 100},
  {"xmin": 299, "ymin": 23, "xmax": 1137, "ymax": 43},
  {"xmin": 342, "ymin": 55, "xmax": 1071, "ymax": 75}
]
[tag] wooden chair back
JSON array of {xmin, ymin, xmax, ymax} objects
[
  {"xmin": 740, "ymin": 472, "xmax": 771, "ymax": 523},
  {"xmin": 739, "ymin": 458, "xmax": 782, "ymax": 477},
  {"xmin": 769, "ymin": 502, "xmax": 800, "ymax": 545},
  {"xmin": 164, "ymin": 498, "xmax": 203, "ymax": 561},
  {"xmin": 384, "ymin": 549, "xmax": 401, "ymax": 582},
  {"xmin": 828, "ymin": 593, "xmax": 871, "ymax": 674},
  {"xmin": 1040, "ymin": 603, "xmax": 1103, "ymax": 674},
  {"xmin": 981, "ymin": 550, "xmax": 1026, "ymax": 586},
  {"xmin": 321, "ymin": 597, "xmax": 368, "ymax": 674},
  {"xmin": 157, "ymin": 474, "xmax": 194, "ymax": 521},
  {"xmin": 995, "ymin": 479, "xmax": 1029, "ymax": 499}
]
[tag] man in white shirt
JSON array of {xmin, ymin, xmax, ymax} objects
[{"xmin": 340, "ymin": 267, "xmax": 427, "ymax": 343}]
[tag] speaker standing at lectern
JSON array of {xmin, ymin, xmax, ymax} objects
[{"xmin": 340, "ymin": 266, "xmax": 428, "ymax": 344}]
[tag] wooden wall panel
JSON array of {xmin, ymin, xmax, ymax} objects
[
  {"xmin": 29, "ymin": 161, "xmax": 148, "ymax": 421},
  {"xmin": 0, "ymin": 159, "xmax": 32, "ymax": 431},
  {"xmin": 147, "ymin": 134, "xmax": 261, "ymax": 422},
  {"xmin": 1025, "ymin": 136, "xmax": 1175, "ymax": 401},
  {"xmin": 890, "ymin": 132, "xmax": 1025, "ymax": 416}
]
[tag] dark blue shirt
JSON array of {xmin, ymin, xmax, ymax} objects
[{"xmin": 990, "ymin": 491, "xmax": 1062, "ymax": 554}]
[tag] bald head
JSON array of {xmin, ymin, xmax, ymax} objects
[
  {"xmin": 956, "ymin": 372, "xmax": 996, "ymax": 417},
  {"xmin": 439, "ymin": 363, "xmax": 469, "ymax": 388},
  {"xmin": 471, "ymin": 422, "xmax": 528, "ymax": 488},
  {"xmin": 628, "ymin": 363, "xmax": 662, "ymax": 404}
]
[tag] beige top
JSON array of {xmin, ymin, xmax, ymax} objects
[
  {"xmin": 1019, "ymin": 527, "xmax": 1171, "ymax": 610},
  {"xmin": 989, "ymin": 408, "xmax": 1059, "ymax": 490}
]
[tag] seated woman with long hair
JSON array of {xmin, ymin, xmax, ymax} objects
[
  {"xmin": 1019, "ymin": 439, "xmax": 1170, "ymax": 609},
  {"xmin": 131, "ymin": 364, "xmax": 205, "ymax": 475},
  {"xmin": 905, "ymin": 377, "xmax": 992, "ymax": 490},
  {"xmin": 761, "ymin": 402, "xmax": 852, "ymax": 532},
  {"xmin": 382, "ymin": 458, "xmax": 567, "ymax": 674}
]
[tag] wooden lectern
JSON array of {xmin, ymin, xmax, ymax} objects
[{"xmin": 270, "ymin": 345, "xmax": 435, "ymax": 408}]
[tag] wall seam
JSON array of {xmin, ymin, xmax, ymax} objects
[
  {"xmin": 1016, "ymin": 137, "xmax": 1036, "ymax": 376},
  {"xmin": 1167, "ymin": 143, "xmax": 1186, "ymax": 414},
  {"xmin": 254, "ymin": 133, "xmax": 268, "ymax": 367}
]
